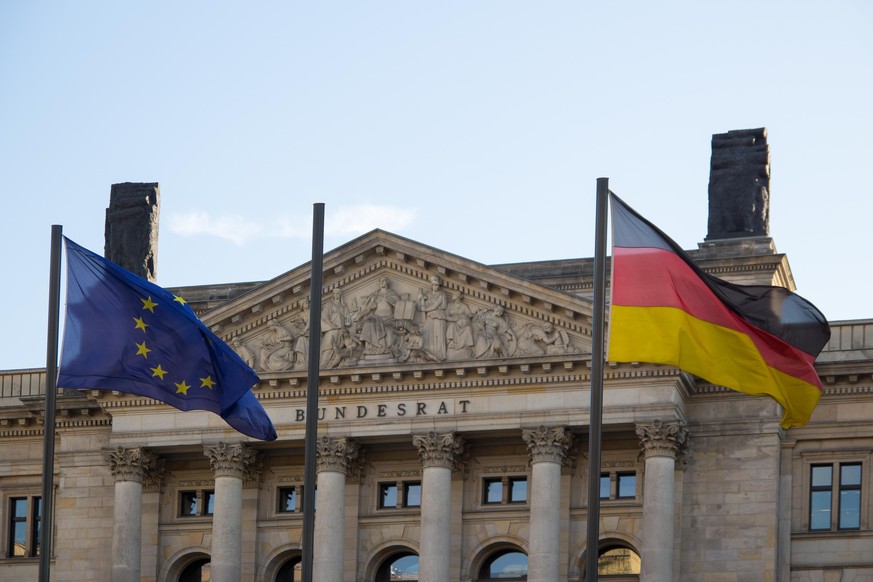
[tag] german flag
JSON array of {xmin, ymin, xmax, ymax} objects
[{"xmin": 607, "ymin": 193, "xmax": 830, "ymax": 428}]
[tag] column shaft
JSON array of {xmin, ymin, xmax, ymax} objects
[
  {"xmin": 313, "ymin": 470, "xmax": 347, "ymax": 582},
  {"xmin": 211, "ymin": 474, "xmax": 244, "ymax": 582},
  {"xmin": 419, "ymin": 465, "xmax": 452, "ymax": 582},
  {"xmin": 528, "ymin": 460, "xmax": 562, "ymax": 582},
  {"xmin": 111, "ymin": 480, "xmax": 143, "ymax": 582},
  {"xmin": 640, "ymin": 455, "xmax": 674, "ymax": 581}
]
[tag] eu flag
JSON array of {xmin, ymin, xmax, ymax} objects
[{"xmin": 58, "ymin": 237, "xmax": 277, "ymax": 441}]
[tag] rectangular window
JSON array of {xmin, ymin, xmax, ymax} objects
[
  {"xmin": 404, "ymin": 482, "xmax": 422, "ymax": 508},
  {"xmin": 379, "ymin": 484, "xmax": 399, "ymax": 509},
  {"xmin": 483, "ymin": 477, "xmax": 503, "ymax": 504},
  {"xmin": 810, "ymin": 464, "xmax": 833, "ymax": 530},
  {"xmin": 377, "ymin": 481, "xmax": 422, "ymax": 509},
  {"xmin": 481, "ymin": 476, "xmax": 528, "ymax": 506},
  {"xmin": 839, "ymin": 463, "xmax": 861, "ymax": 530},
  {"xmin": 508, "ymin": 477, "xmax": 527, "ymax": 503},
  {"xmin": 204, "ymin": 491, "xmax": 215, "ymax": 516},
  {"xmin": 617, "ymin": 473, "xmax": 637, "ymax": 499},
  {"xmin": 7, "ymin": 496, "xmax": 40, "ymax": 558},
  {"xmin": 278, "ymin": 486, "xmax": 299, "ymax": 513},
  {"xmin": 599, "ymin": 474, "xmax": 611, "ymax": 500}
]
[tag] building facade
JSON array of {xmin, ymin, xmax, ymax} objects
[{"xmin": 1, "ymin": 132, "xmax": 872, "ymax": 581}]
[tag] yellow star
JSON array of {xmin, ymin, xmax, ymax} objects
[
  {"xmin": 135, "ymin": 341, "xmax": 151, "ymax": 359},
  {"xmin": 200, "ymin": 375, "xmax": 216, "ymax": 390},
  {"xmin": 133, "ymin": 316, "xmax": 149, "ymax": 332},
  {"xmin": 173, "ymin": 295, "xmax": 187, "ymax": 306},
  {"xmin": 175, "ymin": 381, "xmax": 191, "ymax": 395},
  {"xmin": 150, "ymin": 364, "xmax": 167, "ymax": 380},
  {"xmin": 141, "ymin": 296, "xmax": 158, "ymax": 313}
]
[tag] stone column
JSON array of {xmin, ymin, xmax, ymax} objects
[
  {"xmin": 636, "ymin": 420, "xmax": 689, "ymax": 582},
  {"xmin": 522, "ymin": 426, "xmax": 573, "ymax": 582},
  {"xmin": 413, "ymin": 432, "xmax": 464, "ymax": 582},
  {"xmin": 203, "ymin": 442, "xmax": 257, "ymax": 582},
  {"xmin": 104, "ymin": 447, "xmax": 158, "ymax": 582},
  {"xmin": 313, "ymin": 436, "xmax": 360, "ymax": 582}
]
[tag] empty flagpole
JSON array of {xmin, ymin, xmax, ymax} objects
[
  {"xmin": 301, "ymin": 203, "xmax": 325, "ymax": 582},
  {"xmin": 39, "ymin": 225, "xmax": 63, "ymax": 582},
  {"xmin": 585, "ymin": 178, "xmax": 609, "ymax": 582}
]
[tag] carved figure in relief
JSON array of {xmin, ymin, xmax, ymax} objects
[
  {"xmin": 515, "ymin": 321, "xmax": 576, "ymax": 356},
  {"xmin": 394, "ymin": 322, "xmax": 440, "ymax": 363},
  {"xmin": 446, "ymin": 290, "xmax": 475, "ymax": 360},
  {"xmin": 232, "ymin": 337, "xmax": 256, "ymax": 369},
  {"xmin": 417, "ymin": 275, "xmax": 448, "ymax": 361},
  {"xmin": 292, "ymin": 298, "xmax": 310, "ymax": 369},
  {"xmin": 473, "ymin": 303, "xmax": 516, "ymax": 358},
  {"xmin": 321, "ymin": 288, "xmax": 355, "ymax": 368},
  {"xmin": 355, "ymin": 276, "xmax": 400, "ymax": 355},
  {"xmin": 260, "ymin": 319, "xmax": 295, "ymax": 371}
]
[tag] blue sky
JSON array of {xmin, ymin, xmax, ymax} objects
[{"xmin": 1, "ymin": 2, "xmax": 871, "ymax": 370}]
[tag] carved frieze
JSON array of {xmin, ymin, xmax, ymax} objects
[{"xmin": 229, "ymin": 273, "xmax": 582, "ymax": 373}]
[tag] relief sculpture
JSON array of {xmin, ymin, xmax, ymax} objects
[{"xmin": 232, "ymin": 274, "xmax": 579, "ymax": 372}]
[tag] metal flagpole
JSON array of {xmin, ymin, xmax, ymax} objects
[
  {"xmin": 301, "ymin": 203, "xmax": 325, "ymax": 582},
  {"xmin": 585, "ymin": 178, "xmax": 609, "ymax": 582},
  {"xmin": 39, "ymin": 225, "xmax": 63, "ymax": 582}
]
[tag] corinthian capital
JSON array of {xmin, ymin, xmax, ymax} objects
[
  {"xmin": 203, "ymin": 442, "xmax": 258, "ymax": 479},
  {"xmin": 412, "ymin": 432, "xmax": 464, "ymax": 470},
  {"xmin": 315, "ymin": 436, "xmax": 360, "ymax": 474},
  {"xmin": 636, "ymin": 419, "xmax": 689, "ymax": 460},
  {"xmin": 104, "ymin": 447, "xmax": 158, "ymax": 484},
  {"xmin": 522, "ymin": 426, "xmax": 573, "ymax": 465}
]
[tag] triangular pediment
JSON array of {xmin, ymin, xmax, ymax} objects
[{"xmin": 200, "ymin": 230, "xmax": 593, "ymax": 378}]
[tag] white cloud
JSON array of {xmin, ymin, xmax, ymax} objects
[{"xmin": 166, "ymin": 204, "xmax": 418, "ymax": 245}]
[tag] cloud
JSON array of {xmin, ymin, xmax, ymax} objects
[{"xmin": 166, "ymin": 204, "xmax": 418, "ymax": 245}]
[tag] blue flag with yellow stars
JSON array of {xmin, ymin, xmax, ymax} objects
[{"xmin": 58, "ymin": 237, "xmax": 277, "ymax": 441}]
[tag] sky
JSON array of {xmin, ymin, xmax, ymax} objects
[{"xmin": 1, "ymin": 1, "xmax": 871, "ymax": 370}]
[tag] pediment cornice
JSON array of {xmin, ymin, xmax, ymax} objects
[{"xmin": 196, "ymin": 230, "xmax": 595, "ymax": 377}]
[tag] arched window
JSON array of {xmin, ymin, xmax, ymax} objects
[
  {"xmin": 178, "ymin": 558, "xmax": 211, "ymax": 582},
  {"xmin": 276, "ymin": 556, "xmax": 302, "ymax": 581},
  {"xmin": 597, "ymin": 544, "xmax": 640, "ymax": 579},
  {"xmin": 479, "ymin": 550, "xmax": 528, "ymax": 580},
  {"xmin": 375, "ymin": 551, "xmax": 419, "ymax": 581}
]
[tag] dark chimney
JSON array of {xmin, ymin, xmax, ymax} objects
[
  {"xmin": 105, "ymin": 182, "xmax": 160, "ymax": 281},
  {"xmin": 706, "ymin": 128, "xmax": 770, "ymax": 240}
]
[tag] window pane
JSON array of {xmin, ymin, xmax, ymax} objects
[
  {"xmin": 279, "ymin": 487, "xmax": 298, "ymax": 512},
  {"xmin": 12, "ymin": 498, "xmax": 27, "ymax": 518},
  {"xmin": 404, "ymin": 483, "xmax": 421, "ymax": 508},
  {"xmin": 484, "ymin": 479, "xmax": 503, "ymax": 504},
  {"xmin": 205, "ymin": 491, "xmax": 215, "ymax": 516},
  {"xmin": 810, "ymin": 490, "xmax": 832, "ymax": 530},
  {"xmin": 508, "ymin": 478, "xmax": 527, "ymax": 503},
  {"xmin": 388, "ymin": 554, "xmax": 419, "ymax": 580},
  {"xmin": 598, "ymin": 547, "xmax": 641, "ymax": 575},
  {"xmin": 32, "ymin": 497, "xmax": 41, "ymax": 557},
  {"xmin": 617, "ymin": 474, "xmax": 636, "ymax": 498},
  {"xmin": 839, "ymin": 490, "xmax": 861, "ymax": 529},
  {"xmin": 811, "ymin": 465, "xmax": 832, "ymax": 487},
  {"xmin": 841, "ymin": 464, "xmax": 862, "ymax": 486},
  {"xmin": 180, "ymin": 492, "xmax": 198, "ymax": 516},
  {"xmin": 486, "ymin": 551, "xmax": 528, "ymax": 579},
  {"xmin": 11, "ymin": 521, "xmax": 26, "ymax": 556},
  {"xmin": 599, "ymin": 475, "xmax": 610, "ymax": 499},
  {"xmin": 380, "ymin": 484, "xmax": 398, "ymax": 508}
]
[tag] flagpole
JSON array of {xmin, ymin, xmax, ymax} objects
[
  {"xmin": 301, "ymin": 203, "xmax": 325, "ymax": 582},
  {"xmin": 585, "ymin": 178, "xmax": 609, "ymax": 582},
  {"xmin": 39, "ymin": 225, "xmax": 63, "ymax": 582}
]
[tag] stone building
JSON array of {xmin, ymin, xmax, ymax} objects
[{"xmin": 1, "ymin": 129, "xmax": 872, "ymax": 581}]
